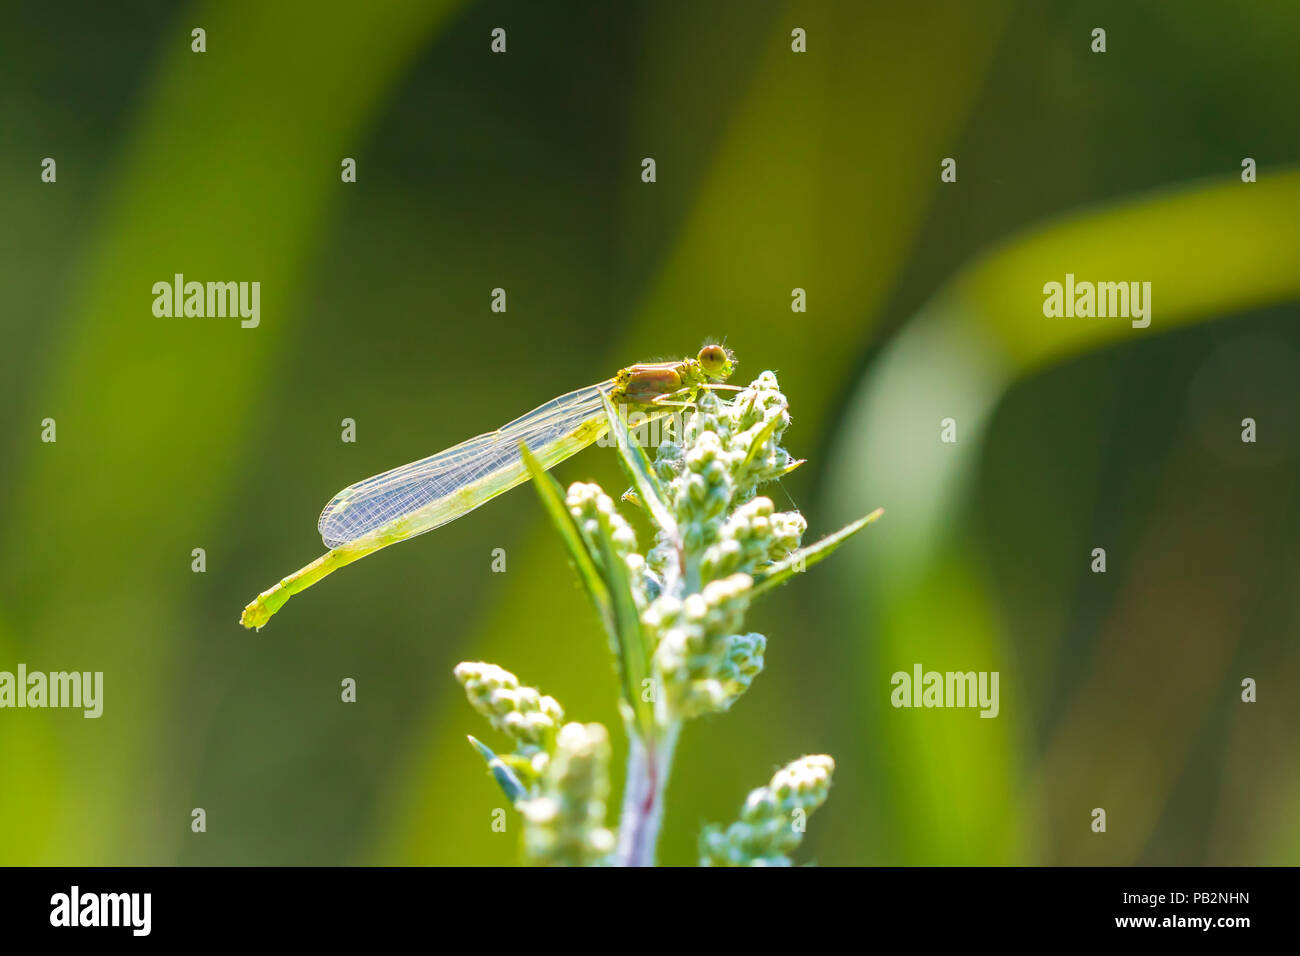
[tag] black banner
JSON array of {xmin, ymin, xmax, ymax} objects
[{"xmin": 0, "ymin": 866, "xmax": 1284, "ymax": 941}]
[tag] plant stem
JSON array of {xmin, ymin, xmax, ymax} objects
[{"xmin": 616, "ymin": 722, "xmax": 680, "ymax": 866}]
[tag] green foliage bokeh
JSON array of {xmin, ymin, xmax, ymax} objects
[{"xmin": 1, "ymin": 0, "xmax": 1297, "ymax": 865}]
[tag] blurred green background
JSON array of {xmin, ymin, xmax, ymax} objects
[{"xmin": 2, "ymin": 0, "xmax": 1297, "ymax": 865}]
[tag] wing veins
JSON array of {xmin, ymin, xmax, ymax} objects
[{"xmin": 317, "ymin": 381, "xmax": 612, "ymax": 547}]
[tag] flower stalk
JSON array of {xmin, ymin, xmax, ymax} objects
[{"xmin": 616, "ymin": 722, "xmax": 680, "ymax": 867}]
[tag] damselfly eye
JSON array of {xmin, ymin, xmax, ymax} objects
[{"xmin": 698, "ymin": 344, "xmax": 730, "ymax": 377}]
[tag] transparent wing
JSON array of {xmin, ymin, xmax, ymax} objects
[{"xmin": 317, "ymin": 381, "xmax": 614, "ymax": 548}]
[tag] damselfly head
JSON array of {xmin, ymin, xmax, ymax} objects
[{"xmin": 697, "ymin": 343, "xmax": 736, "ymax": 380}]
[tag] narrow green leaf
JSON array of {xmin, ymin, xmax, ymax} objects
[
  {"xmin": 740, "ymin": 401, "xmax": 789, "ymax": 471},
  {"xmin": 467, "ymin": 735, "xmax": 528, "ymax": 806},
  {"xmin": 520, "ymin": 442, "xmax": 645, "ymax": 729},
  {"xmin": 592, "ymin": 528, "xmax": 655, "ymax": 738},
  {"xmin": 599, "ymin": 392, "xmax": 678, "ymax": 538},
  {"xmin": 519, "ymin": 442, "xmax": 613, "ymax": 623},
  {"xmin": 750, "ymin": 508, "xmax": 884, "ymax": 599}
]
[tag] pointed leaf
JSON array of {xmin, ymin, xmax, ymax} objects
[
  {"xmin": 750, "ymin": 508, "xmax": 884, "ymax": 599},
  {"xmin": 740, "ymin": 401, "xmax": 789, "ymax": 471},
  {"xmin": 592, "ymin": 527, "xmax": 654, "ymax": 738},
  {"xmin": 467, "ymin": 735, "xmax": 528, "ymax": 806},
  {"xmin": 519, "ymin": 442, "xmax": 613, "ymax": 623},
  {"xmin": 599, "ymin": 392, "xmax": 678, "ymax": 538},
  {"xmin": 520, "ymin": 441, "xmax": 646, "ymax": 730}
]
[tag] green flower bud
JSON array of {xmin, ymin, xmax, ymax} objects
[
  {"xmin": 567, "ymin": 482, "xmax": 639, "ymax": 560},
  {"xmin": 699, "ymin": 755, "xmax": 835, "ymax": 866},
  {"xmin": 715, "ymin": 632, "xmax": 766, "ymax": 708},
  {"xmin": 453, "ymin": 662, "xmax": 564, "ymax": 750},
  {"xmin": 653, "ymin": 441, "xmax": 684, "ymax": 482},
  {"xmin": 647, "ymin": 574, "xmax": 753, "ymax": 717},
  {"xmin": 701, "ymin": 496, "xmax": 802, "ymax": 579},
  {"xmin": 768, "ymin": 510, "xmax": 807, "ymax": 560},
  {"xmin": 520, "ymin": 722, "xmax": 615, "ymax": 866}
]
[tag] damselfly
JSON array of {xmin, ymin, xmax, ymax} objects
[{"xmin": 239, "ymin": 345, "xmax": 736, "ymax": 629}]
